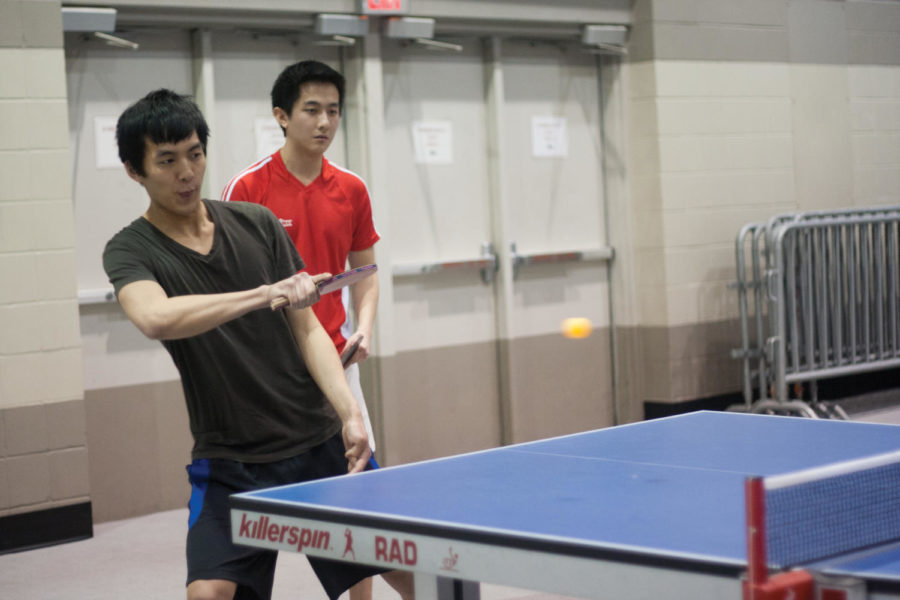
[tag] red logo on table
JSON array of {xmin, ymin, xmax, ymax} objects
[
  {"xmin": 441, "ymin": 547, "xmax": 459, "ymax": 572},
  {"xmin": 374, "ymin": 535, "xmax": 417, "ymax": 566},
  {"xmin": 237, "ymin": 513, "xmax": 330, "ymax": 553},
  {"xmin": 343, "ymin": 528, "xmax": 356, "ymax": 560}
]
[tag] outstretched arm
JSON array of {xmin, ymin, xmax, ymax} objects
[
  {"xmin": 116, "ymin": 271, "xmax": 330, "ymax": 340},
  {"xmin": 286, "ymin": 306, "xmax": 371, "ymax": 473}
]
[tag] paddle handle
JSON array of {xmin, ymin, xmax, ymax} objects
[{"xmin": 270, "ymin": 296, "xmax": 289, "ymax": 310}]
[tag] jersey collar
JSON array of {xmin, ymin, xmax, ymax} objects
[{"xmin": 274, "ymin": 151, "xmax": 334, "ymax": 187}]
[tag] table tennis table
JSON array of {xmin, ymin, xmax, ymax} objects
[{"xmin": 230, "ymin": 411, "xmax": 900, "ymax": 600}]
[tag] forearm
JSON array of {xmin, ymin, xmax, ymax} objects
[
  {"xmin": 348, "ymin": 248, "xmax": 378, "ymax": 339},
  {"xmin": 119, "ymin": 282, "xmax": 269, "ymax": 340},
  {"xmin": 118, "ymin": 272, "xmax": 325, "ymax": 341},
  {"xmin": 350, "ymin": 276, "xmax": 378, "ymax": 338},
  {"xmin": 288, "ymin": 303, "xmax": 370, "ymax": 473},
  {"xmin": 150, "ymin": 290, "xmax": 269, "ymax": 340},
  {"xmin": 289, "ymin": 309, "xmax": 361, "ymax": 423}
]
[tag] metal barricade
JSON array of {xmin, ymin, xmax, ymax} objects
[{"xmin": 730, "ymin": 206, "xmax": 900, "ymax": 418}]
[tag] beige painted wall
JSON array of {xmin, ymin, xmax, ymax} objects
[
  {"xmin": 0, "ymin": 0, "xmax": 88, "ymax": 520},
  {"xmin": 85, "ymin": 381, "xmax": 191, "ymax": 522},
  {"xmin": 2, "ymin": 0, "xmax": 900, "ymax": 526},
  {"xmin": 622, "ymin": 0, "xmax": 900, "ymax": 407}
]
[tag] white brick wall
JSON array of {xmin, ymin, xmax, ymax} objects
[
  {"xmin": 633, "ymin": 33, "xmax": 900, "ymax": 327},
  {"xmin": 0, "ymin": 32, "xmax": 82, "ymax": 409},
  {"xmin": 849, "ymin": 65, "xmax": 900, "ymax": 206},
  {"xmin": 631, "ymin": 60, "xmax": 801, "ymax": 326}
]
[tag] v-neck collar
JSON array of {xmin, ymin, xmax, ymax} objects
[
  {"xmin": 274, "ymin": 151, "xmax": 333, "ymax": 189},
  {"xmin": 140, "ymin": 199, "xmax": 219, "ymax": 259}
]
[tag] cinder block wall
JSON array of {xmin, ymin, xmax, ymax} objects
[
  {"xmin": 1, "ymin": 0, "xmax": 897, "ymax": 538},
  {"xmin": 0, "ymin": 0, "xmax": 90, "ymax": 550},
  {"xmin": 623, "ymin": 0, "xmax": 900, "ymax": 413}
]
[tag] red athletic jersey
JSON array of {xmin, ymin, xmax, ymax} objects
[{"xmin": 221, "ymin": 152, "xmax": 380, "ymax": 351}]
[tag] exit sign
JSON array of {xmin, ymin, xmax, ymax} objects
[{"xmin": 359, "ymin": 0, "xmax": 409, "ymax": 14}]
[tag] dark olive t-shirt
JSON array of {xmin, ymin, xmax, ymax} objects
[{"xmin": 103, "ymin": 200, "xmax": 340, "ymax": 462}]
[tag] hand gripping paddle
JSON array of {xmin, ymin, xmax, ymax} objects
[{"xmin": 270, "ymin": 264, "xmax": 378, "ymax": 311}]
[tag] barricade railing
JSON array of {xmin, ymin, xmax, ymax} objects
[{"xmin": 730, "ymin": 205, "xmax": 900, "ymax": 417}]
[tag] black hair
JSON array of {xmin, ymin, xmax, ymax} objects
[
  {"xmin": 116, "ymin": 89, "xmax": 210, "ymax": 176},
  {"xmin": 271, "ymin": 60, "xmax": 345, "ymax": 126}
]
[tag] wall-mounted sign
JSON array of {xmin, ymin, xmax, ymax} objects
[
  {"xmin": 412, "ymin": 121, "xmax": 453, "ymax": 165},
  {"xmin": 359, "ymin": 0, "xmax": 409, "ymax": 15},
  {"xmin": 531, "ymin": 116, "xmax": 568, "ymax": 158},
  {"xmin": 254, "ymin": 117, "xmax": 284, "ymax": 160},
  {"xmin": 94, "ymin": 116, "xmax": 120, "ymax": 169}
]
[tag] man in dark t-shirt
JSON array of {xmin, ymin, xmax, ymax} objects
[
  {"xmin": 103, "ymin": 89, "xmax": 413, "ymax": 600},
  {"xmin": 105, "ymin": 198, "xmax": 343, "ymax": 459}
]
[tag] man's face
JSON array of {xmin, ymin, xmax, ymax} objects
[
  {"xmin": 276, "ymin": 81, "xmax": 341, "ymax": 157},
  {"xmin": 127, "ymin": 132, "xmax": 206, "ymax": 216}
]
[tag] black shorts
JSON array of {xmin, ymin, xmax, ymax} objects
[{"xmin": 185, "ymin": 433, "xmax": 385, "ymax": 600}]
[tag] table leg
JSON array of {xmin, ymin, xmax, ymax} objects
[{"xmin": 414, "ymin": 574, "xmax": 481, "ymax": 600}]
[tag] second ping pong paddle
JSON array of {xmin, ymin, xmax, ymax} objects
[
  {"xmin": 270, "ymin": 264, "xmax": 378, "ymax": 311},
  {"xmin": 340, "ymin": 337, "xmax": 362, "ymax": 368}
]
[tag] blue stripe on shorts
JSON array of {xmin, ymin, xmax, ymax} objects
[{"xmin": 186, "ymin": 458, "xmax": 211, "ymax": 529}]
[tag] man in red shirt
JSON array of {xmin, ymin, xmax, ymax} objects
[{"xmin": 221, "ymin": 60, "xmax": 386, "ymax": 600}]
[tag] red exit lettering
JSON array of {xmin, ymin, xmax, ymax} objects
[
  {"xmin": 374, "ymin": 535, "xmax": 417, "ymax": 565},
  {"xmin": 366, "ymin": 0, "xmax": 403, "ymax": 11}
]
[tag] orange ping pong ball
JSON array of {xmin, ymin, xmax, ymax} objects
[{"xmin": 561, "ymin": 317, "xmax": 592, "ymax": 339}]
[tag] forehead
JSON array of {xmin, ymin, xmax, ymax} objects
[
  {"xmin": 144, "ymin": 131, "xmax": 202, "ymax": 154},
  {"xmin": 296, "ymin": 81, "xmax": 340, "ymax": 105}
]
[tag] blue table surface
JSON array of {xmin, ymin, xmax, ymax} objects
[
  {"xmin": 812, "ymin": 542, "xmax": 900, "ymax": 579},
  {"xmin": 235, "ymin": 411, "xmax": 900, "ymax": 577}
]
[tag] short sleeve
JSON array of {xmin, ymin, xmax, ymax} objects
[
  {"xmin": 102, "ymin": 233, "xmax": 157, "ymax": 296},
  {"xmin": 351, "ymin": 185, "xmax": 380, "ymax": 252}
]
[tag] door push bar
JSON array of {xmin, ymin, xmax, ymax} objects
[
  {"xmin": 392, "ymin": 242, "xmax": 499, "ymax": 283},
  {"xmin": 392, "ymin": 242, "xmax": 614, "ymax": 284},
  {"xmin": 510, "ymin": 242, "xmax": 614, "ymax": 280}
]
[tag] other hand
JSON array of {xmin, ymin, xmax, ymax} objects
[{"xmin": 342, "ymin": 416, "xmax": 371, "ymax": 473}]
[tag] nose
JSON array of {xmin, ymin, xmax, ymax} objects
[{"xmin": 177, "ymin": 157, "xmax": 196, "ymax": 181}]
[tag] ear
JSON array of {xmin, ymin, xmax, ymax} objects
[
  {"xmin": 272, "ymin": 106, "xmax": 289, "ymax": 130},
  {"xmin": 124, "ymin": 161, "xmax": 144, "ymax": 185}
]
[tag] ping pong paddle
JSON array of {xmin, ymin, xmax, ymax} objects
[
  {"xmin": 340, "ymin": 337, "xmax": 362, "ymax": 368},
  {"xmin": 270, "ymin": 264, "xmax": 378, "ymax": 310}
]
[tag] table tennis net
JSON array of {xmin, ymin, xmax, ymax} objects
[{"xmin": 764, "ymin": 450, "xmax": 900, "ymax": 568}]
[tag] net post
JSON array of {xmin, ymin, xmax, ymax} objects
[
  {"xmin": 744, "ymin": 476, "xmax": 814, "ymax": 600},
  {"xmin": 745, "ymin": 476, "xmax": 768, "ymax": 597}
]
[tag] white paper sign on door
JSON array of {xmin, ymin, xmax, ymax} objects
[
  {"xmin": 412, "ymin": 120, "xmax": 453, "ymax": 165},
  {"xmin": 94, "ymin": 116, "xmax": 120, "ymax": 169},
  {"xmin": 531, "ymin": 116, "xmax": 568, "ymax": 158},
  {"xmin": 255, "ymin": 117, "xmax": 285, "ymax": 160}
]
